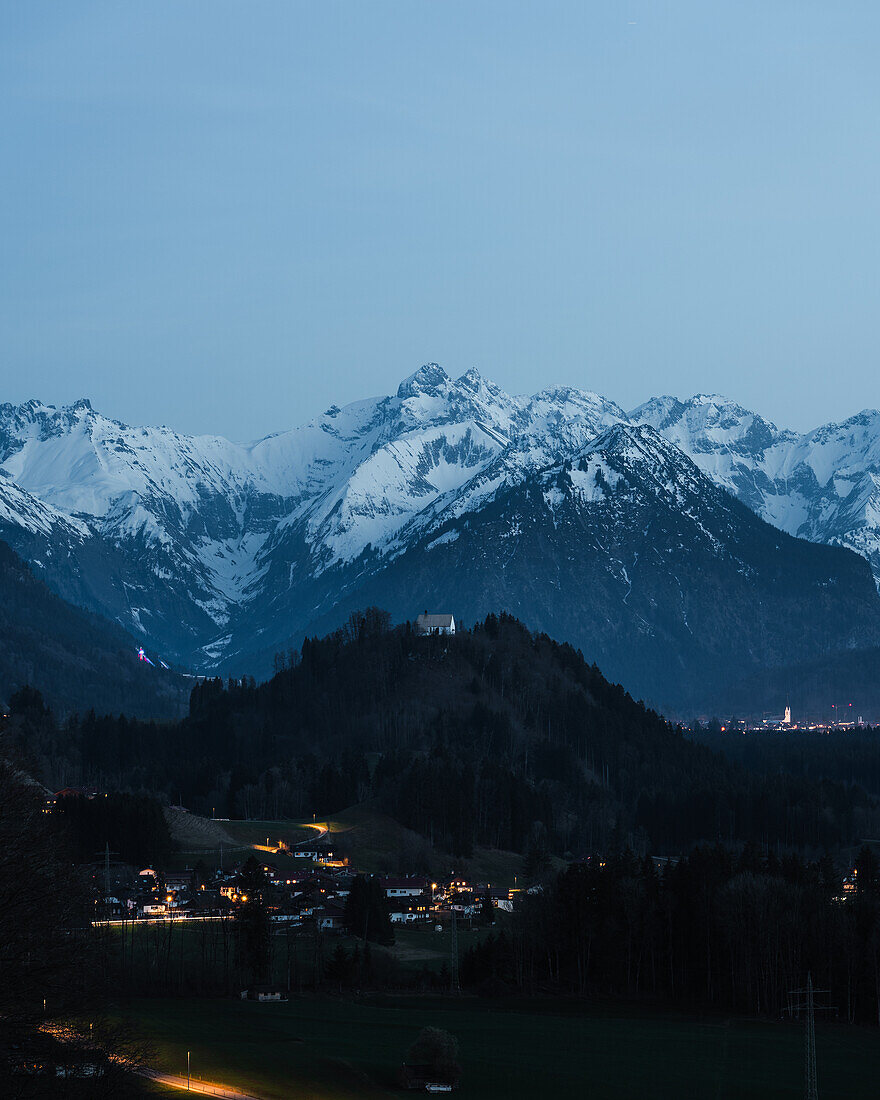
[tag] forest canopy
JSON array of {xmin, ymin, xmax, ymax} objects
[{"xmin": 5, "ymin": 611, "xmax": 880, "ymax": 859}]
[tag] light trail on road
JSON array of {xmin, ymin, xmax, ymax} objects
[
  {"xmin": 92, "ymin": 914, "xmax": 231, "ymax": 927},
  {"xmin": 41, "ymin": 1023, "xmax": 263, "ymax": 1098},
  {"xmin": 140, "ymin": 1067, "xmax": 262, "ymax": 1097}
]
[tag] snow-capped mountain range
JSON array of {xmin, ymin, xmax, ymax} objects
[
  {"xmin": 632, "ymin": 395, "xmax": 880, "ymax": 582},
  {"xmin": 2, "ymin": 364, "xmax": 880, "ymax": 704}
]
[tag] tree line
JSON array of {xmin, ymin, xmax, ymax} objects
[
  {"xmin": 464, "ymin": 844, "xmax": 880, "ymax": 1026},
  {"xmin": 5, "ymin": 612, "xmax": 880, "ymax": 860},
  {"xmin": 5, "ymin": 611, "xmax": 880, "ymax": 858}
]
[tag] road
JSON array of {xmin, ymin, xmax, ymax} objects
[
  {"xmin": 176, "ymin": 817, "xmax": 334, "ymax": 860},
  {"xmin": 41, "ymin": 1021, "xmax": 263, "ymax": 1097},
  {"xmin": 295, "ymin": 821, "xmax": 330, "ymax": 845},
  {"xmin": 255, "ymin": 821, "xmax": 330, "ymax": 855},
  {"xmin": 93, "ymin": 914, "xmax": 231, "ymax": 927},
  {"xmin": 140, "ymin": 1067, "xmax": 262, "ymax": 1098}
]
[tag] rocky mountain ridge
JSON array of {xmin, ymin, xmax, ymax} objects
[{"xmin": 1, "ymin": 367, "xmax": 879, "ymax": 706}]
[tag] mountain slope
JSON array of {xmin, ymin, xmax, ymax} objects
[
  {"xmin": 22, "ymin": 615, "xmax": 876, "ymax": 859},
  {"xmin": 2, "ymin": 370, "xmax": 880, "ymax": 708},
  {"xmin": 0, "ymin": 371, "xmax": 625, "ymax": 667},
  {"xmin": 632, "ymin": 394, "xmax": 880, "ymax": 584},
  {"xmin": 251, "ymin": 424, "xmax": 879, "ymax": 711},
  {"xmin": 0, "ymin": 540, "xmax": 186, "ymax": 719}
]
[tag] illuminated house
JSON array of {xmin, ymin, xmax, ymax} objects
[
  {"xmin": 483, "ymin": 886, "xmax": 513, "ymax": 913},
  {"xmin": 415, "ymin": 612, "xmax": 456, "ymax": 636},
  {"xmin": 381, "ymin": 876, "xmax": 429, "ymax": 898}
]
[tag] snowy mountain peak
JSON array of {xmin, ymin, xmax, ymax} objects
[
  {"xmin": 590, "ymin": 420, "xmax": 677, "ymax": 455},
  {"xmin": 578, "ymin": 422, "xmax": 704, "ymax": 493},
  {"xmin": 810, "ymin": 408, "xmax": 880, "ymax": 444},
  {"xmin": 688, "ymin": 391, "xmax": 738, "ymax": 407},
  {"xmin": 455, "ymin": 366, "xmax": 507, "ymax": 403},
  {"xmin": 628, "ymin": 395, "xmax": 686, "ymax": 429},
  {"xmin": 458, "ymin": 365, "xmax": 483, "ymax": 386},
  {"xmin": 4, "ymin": 369, "xmax": 880, "ymax": 676},
  {"xmin": 631, "ymin": 391, "xmax": 797, "ymax": 470},
  {"xmin": 397, "ymin": 362, "xmax": 451, "ymax": 399},
  {"xmin": 633, "ymin": 391, "xmax": 782, "ymax": 434}
]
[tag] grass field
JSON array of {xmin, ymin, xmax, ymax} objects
[
  {"xmin": 166, "ymin": 803, "xmax": 534, "ymax": 885},
  {"xmin": 167, "ymin": 809, "xmax": 323, "ymax": 861},
  {"xmin": 101, "ymin": 914, "xmax": 496, "ymax": 993},
  {"xmin": 115, "ymin": 993, "xmax": 880, "ymax": 1099}
]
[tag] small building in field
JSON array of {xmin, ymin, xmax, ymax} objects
[
  {"xmin": 381, "ymin": 876, "xmax": 429, "ymax": 899},
  {"xmin": 415, "ymin": 612, "xmax": 456, "ymax": 636},
  {"xmin": 390, "ymin": 904, "xmax": 431, "ymax": 924},
  {"xmin": 481, "ymin": 886, "xmax": 513, "ymax": 913},
  {"xmin": 240, "ymin": 985, "xmax": 288, "ymax": 1002}
]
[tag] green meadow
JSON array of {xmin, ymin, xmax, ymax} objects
[{"xmin": 118, "ymin": 994, "xmax": 880, "ymax": 1099}]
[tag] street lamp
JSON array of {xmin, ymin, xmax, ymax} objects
[{"xmin": 187, "ymin": 1050, "xmax": 190, "ymax": 1090}]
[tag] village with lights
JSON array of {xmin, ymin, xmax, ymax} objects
[
  {"xmin": 45, "ymin": 793, "xmax": 518, "ymax": 946},
  {"xmin": 691, "ymin": 703, "xmax": 873, "ymax": 733},
  {"xmin": 40, "ymin": 784, "xmax": 868, "ymax": 962}
]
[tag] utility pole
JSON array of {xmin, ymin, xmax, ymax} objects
[
  {"xmin": 786, "ymin": 972, "xmax": 830, "ymax": 1100},
  {"xmin": 805, "ymin": 973, "xmax": 818, "ymax": 1100},
  {"xmin": 104, "ymin": 842, "xmax": 111, "ymax": 899}
]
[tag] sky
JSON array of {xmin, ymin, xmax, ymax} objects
[{"xmin": 2, "ymin": 2, "xmax": 879, "ymax": 441}]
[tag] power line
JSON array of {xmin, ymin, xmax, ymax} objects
[{"xmin": 786, "ymin": 972, "xmax": 833, "ymax": 1100}]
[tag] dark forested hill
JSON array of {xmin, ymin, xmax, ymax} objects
[
  {"xmin": 0, "ymin": 540, "xmax": 187, "ymax": 720},
  {"xmin": 10, "ymin": 610, "xmax": 877, "ymax": 857},
  {"xmin": 4, "ymin": 387, "xmax": 880, "ymax": 717},
  {"xmin": 227, "ymin": 425, "xmax": 880, "ymax": 714}
]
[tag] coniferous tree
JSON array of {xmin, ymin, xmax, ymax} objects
[{"xmin": 236, "ymin": 857, "xmax": 270, "ymax": 983}]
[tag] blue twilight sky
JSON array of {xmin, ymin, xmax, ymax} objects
[{"xmin": 1, "ymin": 2, "xmax": 879, "ymax": 441}]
